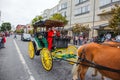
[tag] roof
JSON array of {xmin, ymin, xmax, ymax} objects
[{"xmin": 33, "ymin": 20, "xmax": 65, "ymax": 28}]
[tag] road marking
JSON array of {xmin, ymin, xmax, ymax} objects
[{"xmin": 13, "ymin": 40, "xmax": 35, "ymax": 80}]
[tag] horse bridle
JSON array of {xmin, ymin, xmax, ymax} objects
[
  {"xmin": 77, "ymin": 47, "xmax": 120, "ymax": 73},
  {"xmin": 78, "ymin": 48, "xmax": 86, "ymax": 62}
]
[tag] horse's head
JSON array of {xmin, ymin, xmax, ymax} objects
[{"xmin": 77, "ymin": 45, "xmax": 85, "ymax": 57}]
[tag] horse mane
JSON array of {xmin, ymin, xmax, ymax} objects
[
  {"xmin": 77, "ymin": 42, "xmax": 120, "ymax": 59},
  {"xmin": 101, "ymin": 41, "xmax": 120, "ymax": 48},
  {"xmin": 82, "ymin": 42, "xmax": 119, "ymax": 53},
  {"xmin": 84, "ymin": 42, "xmax": 100, "ymax": 49}
]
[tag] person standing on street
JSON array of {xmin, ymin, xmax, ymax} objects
[
  {"xmin": 105, "ymin": 33, "xmax": 111, "ymax": 41},
  {"xmin": 0, "ymin": 33, "xmax": 2, "ymax": 48},
  {"xmin": 1, "ymin": 34, "xmax": 6, "ymax": 48},
  {"xmin": 14, "ymin": 32, "xmax": 17, "ymax": 39}
]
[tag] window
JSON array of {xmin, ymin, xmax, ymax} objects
[
  {"xmin": 59, "ymin": 5, "xmax": 61, "ymax": 10},
  {"xmin": 75, "ymin": 0, "xmax": 79, "ymax": 4},
  {"xmin": 100, "ymin": 0, "xmax": 111, "ymax": 6},
  {"xmin": 100, "ymin": 0, "xmax": 120, "ymax": 8},
  {"xmin": 75, "ymin": 0, "xmax": 89, "ymax": 5},
  {"xmin": 53, "ymin": 7, "xmax": 58, "ymax": 13},
  {"xmin": 75, "ymin": 8, "xmax": 81, "ymax": 15},
  {"xmin": 61, "ymin": 11, "xmax": 67, "ymax": 17},
  {"xmin": 59, "ymin": 2, "xmax": 67, "ymax": 10},
  {"xmin": 75, "ymin": 5, "xmax": 90, "ymax": 16},
  {"xmin": 50, "ymin": 10, "xmax": 53, "ymax": 15},
  {"xmin": 112, "ymin": 0, "xmax": 119, "ymax": 2},
  {"xmin": 82, "ymin": 0, "xmax": 86, "ymax": 1},
  {"xmin": 81, "ymin": 6, "xmax": 86, "ymax": 13},
  {"xmin": 86, "ymin": 5, "xmax": 90, "ymax": 11},
  {"xmin": 78, "ymin": 8, "xmax": 82, "ymax": 14},
  {"xmin": 81, "ymin": 5, "xmax": 90, "ymax": 13}
]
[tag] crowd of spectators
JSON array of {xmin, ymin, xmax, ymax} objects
[
  {"xmin": 70, "ymin": 33, "xmax": 120, "ymax": 46},
  {"xmin": 70, "ymin": 35, "xmax": 89, "ymax": 45}
]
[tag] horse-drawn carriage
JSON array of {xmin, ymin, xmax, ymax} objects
[{"xmin": 28, "ymin": 20, "xmax": 77, "ymax": 71}]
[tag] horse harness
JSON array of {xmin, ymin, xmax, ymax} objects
[{"xmin": 77, "ymin": 47, "xmax": 120, "ymax": 73}]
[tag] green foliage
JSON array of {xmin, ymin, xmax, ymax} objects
[
  {"xmin": 28, "ymin": 29, "xmax": 34, "ymax": 34},
  {"xmin": 49, "ymin": 13, "xmax": 68, "ymax": 25},
  {"xmin": 31, "ymin": 15, "xmax": 43, "ymax": 26},
  {"xmin": 21, "ymin": 29, "xmax": 24, "ymax": 33},
  {"xmin": 72, "ymin": 24, "xmax": 90, "ymax": 34},
  {"xmin": 109, "ymin": 4, "xmax": 120, "ymax": 35},
  {"xmin": 1, "ymin": 22, "xmax": 11, "ymax": 31},
  {"xmin": 15, "ymin": 29, "xmax": 24, "ymax": 34}
]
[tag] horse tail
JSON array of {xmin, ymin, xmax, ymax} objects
[{"xmin": 72, "ymin": 64, "xmax": 79, "ymax": 80}]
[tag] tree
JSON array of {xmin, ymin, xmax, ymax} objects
[
  {"xmin": 72, "ymin": 23, "xmax": 90, "ymax": 35},
  {"xmin": 15, "ymin": 29, "xmax": 24, "ymax": 34},
  {"xmin": 49, "ymin": 13, "xmax": 68, "ymax": 25},
  {"xmin": 28, "ymin": 29, "xmax": 34, "ymax": 34},
  {"xmin": 31, "ymin": 15, "xmax": 43, "ymax": 26},
  {"xmin": 1, "ymin": 22, "xmax": 11, "ymax": 31},
  {"xmin": 109, "ymin": 4, "xmax": 120, "ymax": 35}
]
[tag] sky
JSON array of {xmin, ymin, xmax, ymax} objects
[{"xmin": 0, "ymin": 0, "xmax": 60, "ymax": 27}]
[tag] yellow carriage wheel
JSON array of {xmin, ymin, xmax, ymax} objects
[
  {"xmin": 67, "ymin": 45, "xmax": 77, "ymax": 54},
  {"xmin": 28, "ymin": 41, "xmax": 35, "ymax": 59},
  {"xmin": 40, "ymin": 48, "xmax": 53, "ymax": 71},
  {"xmin": 67, "ymin": 45, "xmax": 77, "ymax": 64}
]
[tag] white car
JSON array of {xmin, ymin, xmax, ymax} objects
[{"xmin": 21, "ymin": 33, "xmax": 31, "ymax": 41}]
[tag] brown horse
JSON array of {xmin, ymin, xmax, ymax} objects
[
  {"xmin": 92, "ymin": 41, "xmax": 120, "ymax": 79},
  {"xmin": 72, "ymin": 42, "xmax": 120, "ymax": 80}
]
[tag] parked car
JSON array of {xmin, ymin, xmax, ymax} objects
[{"xmin": 21, "ymin": 33, "xmax": 31, "ymax": 41}]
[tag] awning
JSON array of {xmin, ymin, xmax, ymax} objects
[
  {"xmin": 93, "ymin": 23, "xmax": 109, "ymax": 29},
  {"xmin": 97, "ymin": 11, "xmax": 112, "ymax": 16}
]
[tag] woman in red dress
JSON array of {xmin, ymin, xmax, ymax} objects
[{"xmin": 47, "ymin": 27, "xmax": 56, "ymax": 51}]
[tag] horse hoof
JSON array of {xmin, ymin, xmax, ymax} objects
[
  {"xmin": 72, "ymin": 79, "xmax": 79, "ymax": 80},
  {"xmin": 92, "ymin": 74, "xmax": 97, "ymax": 77}
]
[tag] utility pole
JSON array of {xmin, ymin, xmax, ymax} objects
[
  {"xmin": 0, "ymin": 11, "xmax": 1, "ymax": 30},
  {"xmin": 68, "ymin": 0, "xmax": 73, "ymax": 37},
  {"xmin": 0, "ymin": 11, "xmax": 1, "ymax": 24},
  {"xmin": 92, "ymin": 0, "xmax": 96, "ymax": 37},
  {"xmin": 69, "ymin": 0, "xmax": 72, "ymax": 28}
]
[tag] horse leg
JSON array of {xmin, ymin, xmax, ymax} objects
[
  {"xmin": 92, "ymin": 69, "xmax": 97, "ymax": 76},
  {"xmin": 72, "ymin": 64, "xmax": 79, "ymax": 80},
  {"xmin": 101, "ymin": 76, "xmax": 105, "ymax": 80},
  {"xmin": 79, "ymin": 66, "xmax": 89, "ymax": 80},
  {"xmin": 92, "ymin": 69, "xmax": 105, "ymax": 80}
]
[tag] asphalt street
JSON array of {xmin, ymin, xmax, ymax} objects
[{"xmin": 0, "ymin": 35, "xmax": 112, "ymax": 80}]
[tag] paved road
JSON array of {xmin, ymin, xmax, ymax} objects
[{"xmin": 0, "ymin": 35, "xmax": 111, "ymax": 80}]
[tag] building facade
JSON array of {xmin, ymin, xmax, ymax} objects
[{"xmin": 41, "ymin": 0, "xmax": 120, "ymax": 38}]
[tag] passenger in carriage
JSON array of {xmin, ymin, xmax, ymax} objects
[
  {"xmin": 56, "ymin": 29, "xmax": 60, "ymax": 37},
  {"xmin": 47, "ymin": 27, "xmax": 56, "ymax": 51},
  {"xmin": 47, "ymin": 27, "xmax": 61, "ymax": 51}
]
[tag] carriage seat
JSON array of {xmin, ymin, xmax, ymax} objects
[
  {"xmin": 35, "ymin": 32, "xmax": 48, "ymax": 48},
  {"xmin": 53, "ymin": 37, "xmax": 70, "ymax": 48}
]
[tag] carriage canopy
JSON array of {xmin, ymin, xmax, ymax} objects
[{"xmin": 33, "ymin": 19, "xmax": 65, "ymax": 28}]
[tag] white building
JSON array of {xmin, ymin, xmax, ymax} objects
[{"xmin": 41, "ymin": 0, "xmax": 120, "ymax": 38}]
